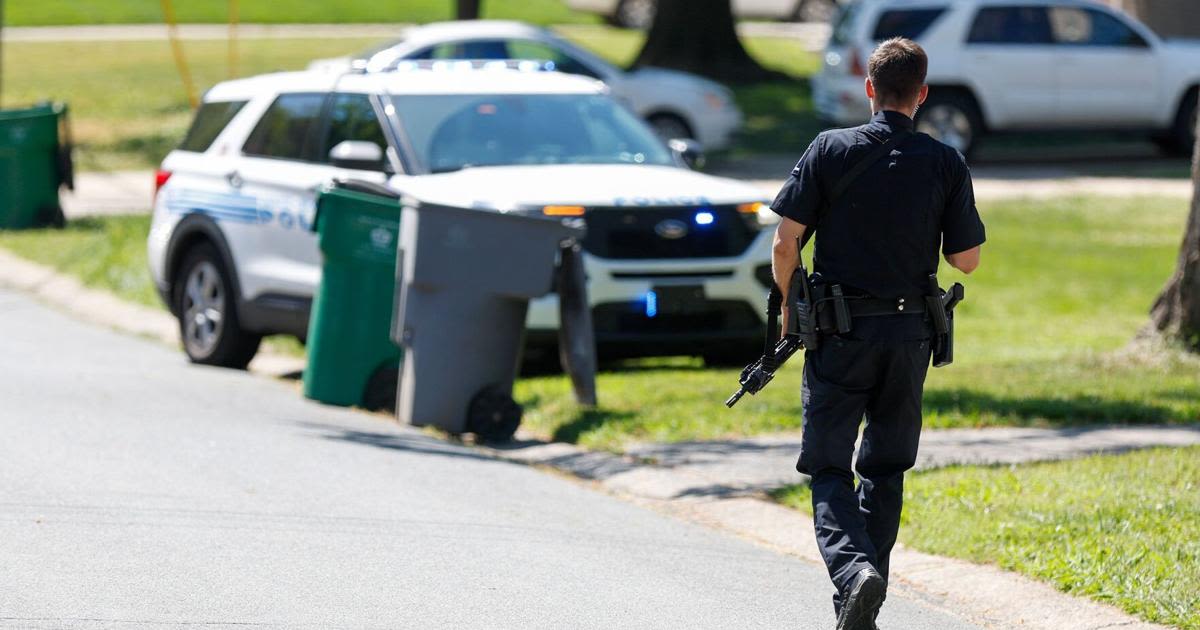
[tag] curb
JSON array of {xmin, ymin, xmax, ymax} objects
[
  {"xmin": 0, "ymin": 248, "xmax": 305, "ymax": 377},
  {"xmin": 0, "ymin": 246, "xmax": 1175, "ymax": 630},
  {"xmin": 483, "ymin": 436, "xmax": 1172, "ymax": 630}
]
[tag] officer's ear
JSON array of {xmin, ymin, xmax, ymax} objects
[
  {"xmin": 865, "ymin": 78, "xmax": 876, "ymax": 101},
  {"xmin": 917, "ymin": 85, "xmax": 929, "ymax": 106}
]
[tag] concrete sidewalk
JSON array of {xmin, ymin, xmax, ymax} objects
[
  {"xmin": 62, "ymin": 170, "xmax": 155, "ymax": 219},
  {"xmin": 619, "ymin": 425, "xmax": 1200, "ymax": 499}
]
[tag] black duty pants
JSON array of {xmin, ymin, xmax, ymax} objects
[{"xmin": 797, "ymin": 319, "xmax": 931, "ymax": 612}]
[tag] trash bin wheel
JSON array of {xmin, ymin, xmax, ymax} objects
[
  {"xmin": 467, "ymin": 387, "xmax": 523, "ymax": 443},
  {"xmin": 362, "ymin": 364, "xmax": 399, "ymax": 413},
  {"xmin": 173, "ymin": 242, "xmax": 262, "ymax": 369}
]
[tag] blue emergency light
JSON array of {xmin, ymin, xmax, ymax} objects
[{"xmin": 644, "ymin": 291, "xmax": 659, "ymax": 318}]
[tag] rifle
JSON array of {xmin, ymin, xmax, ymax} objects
[{"xmin": 726, "ymin": 239, "xmax": 812, "ymax": 408}]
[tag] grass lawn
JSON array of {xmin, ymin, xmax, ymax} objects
[
  {"xmin": 1, "ymin": 38, "xmax": 381, "ymax": 171},
  {"xmin": 0, "ymin": 215, "xmax": 160, "ymax": 306},
  {"xmin": 0, "ymin": 214, "xmax": 300, "ymax": 355},
  {"xmin": 1, "ymin": 28, "xmax": 820, "ymax": 171},
  {"xmin": 6, "ymin": 0, "xmax": 596, "ymax": 27},
  {"xmin": 772, "ymin": 446, "xmax": 1200, "ymax": 630},
  {"xmin": 518, "ymin": 194, "xmax": 1200, "ymax": 450}
]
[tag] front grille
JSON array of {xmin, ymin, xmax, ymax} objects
[{"xmin": 581, "ymin": 205, "xmax": 757, "ymax": 260}]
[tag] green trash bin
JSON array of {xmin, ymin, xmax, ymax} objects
[
  {"xmin": 303, "ymin": 181, "xmax": 403, "ymax": 410},
  {"xmin": 0, "ymin": 102, "xmax": 74, "ymax": 229}
]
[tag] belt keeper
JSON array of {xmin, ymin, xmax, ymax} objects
[{"xmin": 897, "ymin": 297, "xmax": 906, "ymax": 312}]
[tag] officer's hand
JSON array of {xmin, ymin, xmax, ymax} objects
[{"xmin": 780, "ymin": 309, "xmax": 790, "ymax": 337}]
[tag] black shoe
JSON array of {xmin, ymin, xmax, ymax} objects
[{"xmin": 835, "ymin": 568, "xmax": 886, "ymax": 630}]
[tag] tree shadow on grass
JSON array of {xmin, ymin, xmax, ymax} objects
[
  {"xmin": 548, "ymin": 407, "xmax": 638, "ymax": 444},
  {"xmin": 728, "ymin": 76, "xmax": 823, "ymax": 157},
  {"xmin": 924, "ymin": 388, "xmax": 1182, "ymax": 426}
]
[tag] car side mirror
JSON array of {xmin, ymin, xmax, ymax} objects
[
  {"xmin": 669, "ymin": 138, "xmax": 706, "ymax": 170},
  {"xmin": 329, "ymin": 140, "xmax": 386, "ymax": 171}
]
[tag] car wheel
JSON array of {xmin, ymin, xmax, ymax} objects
[
  {"xmin": 791, "ymin": 0, "xmax": 838, "ymax": 23},
  {"xmin": 648, "ymin": 113, "xmax": 694, "ymax": 143},
  {"xmin": 1161, "ymin": 89, "xmax": 1198, "ymax": 157},
  {"xmin": 173, "ymin": 243, "xmax": 261, "ymax": 369},
  {"xmin": 915, "ymin": 92, "xmax": 982, "ymax": 158},
  {"xmin": 614, "ymin": 0, "xmax": 656, "ymax": 30}
]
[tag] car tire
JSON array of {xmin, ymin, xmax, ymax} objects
[
  {"xmin": 647, "ymin": 113, "xmax": 694, "ymax": 143},
  {"xmin": 612, "ymin": 0, "xmax": 656, "ymax": 29},
  {"xmin": 915, "ymin": 91, "xmax": 983, "ymax": 158},
  {"xmin": 1160, "ymin": 88, "xmax": 1197, "ymax": 157},
  {"xmin": 791, "ymin": 0, "xmax": 838, "ymax": 23},
  {"xmin": 173, "ymin": 242, "xmax": 261, "ymax": 369}
]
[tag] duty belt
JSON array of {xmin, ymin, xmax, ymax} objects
[{"xmin": 814, "ymin": 294, "xmax": 927, "ymax": 331}]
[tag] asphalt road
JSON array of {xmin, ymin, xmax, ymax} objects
[{"xmin": 0, "ymin": 288, "xmax": 982, "ymax": 629}]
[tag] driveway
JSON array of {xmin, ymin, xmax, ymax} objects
[{"xmin": 0, "ymin": 287, "xmax": 981, "ymax": 629}]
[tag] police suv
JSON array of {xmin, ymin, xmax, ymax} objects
[{"xmin": 148, "ymin": 63, "xmax": 776, "ymax": 369}]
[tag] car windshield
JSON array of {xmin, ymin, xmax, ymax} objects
[{"xmin": 390, "ymin": 93, "xmax": 675, "ymax": 173}]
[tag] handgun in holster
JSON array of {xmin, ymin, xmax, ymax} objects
[
  {"xmin": 925, "ymin": 274, "xmax": 965, "ymax": 368},
  {"xmin": 789, "ymin": 263, "xmax": 822, "ymax": 352}
]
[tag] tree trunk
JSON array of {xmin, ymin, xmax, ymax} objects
[
  {"xmin": 1149, "ymin": 112, "xmax": 1200, "ymax": 349},
  {"xmin": 632, "ymin": 0, "xmax": 781, "ymax": 83},
  {"xmin": 456, "ymin": 0, "xmax": 481, "ymax": 20}
]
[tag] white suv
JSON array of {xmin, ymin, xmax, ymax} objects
[
  {"xmin": 147, "ymin": 64, "xmax": 775, "ymax": 369},
  {"xmin": 815, "ymin": 0, "xmax": 1200, "ymax": 156}
]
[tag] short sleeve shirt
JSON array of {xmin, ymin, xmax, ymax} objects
[{"xmin": 770, "ymin": 111, "xmax": 986, "ymax": 300}]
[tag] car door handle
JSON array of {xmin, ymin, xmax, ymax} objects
[{"xmin": 224, "ymin": 171, "xmax": 243, "ymax": 188}]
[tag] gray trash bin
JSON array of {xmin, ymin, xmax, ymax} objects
[{"xmin": 392, "ymin": 198, "xmax": 593, "ymax": 441}]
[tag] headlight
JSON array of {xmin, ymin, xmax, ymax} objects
[{"xmin": 737, "ymin": 201, "xmax": 779, "ymax": 230}]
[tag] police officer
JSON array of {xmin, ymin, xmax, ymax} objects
[{"xmin": 769, "ymin": 38, "xmax": 985, "ymax": 630}]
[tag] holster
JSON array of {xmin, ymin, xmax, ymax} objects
[
  {"xmin": 932, "ymin": 310, "xmax": 954, "ymax": 367},
  {"xmin": 926, "ymin": 274, "xmax": 963, "ymax": 368},
  {"xmin": 789, "ymin": 269, "xmax": 822, "ymax": 351}
]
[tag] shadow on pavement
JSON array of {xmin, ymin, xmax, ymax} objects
[{"xmin": 295, "ymin": 421, "xmax": 497, "ymax": 463}]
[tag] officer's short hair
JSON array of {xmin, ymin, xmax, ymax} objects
[{"xmin": 868, "ymin": 38, "xmax": 928, "ymax": 104}]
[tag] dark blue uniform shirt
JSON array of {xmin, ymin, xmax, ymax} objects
[{"xmin": 770, "ymin": 111, "xmax": 986, "ymax": 301}]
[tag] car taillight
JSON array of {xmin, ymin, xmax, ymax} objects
[
  {"xmin": 848, "ymin": 47, "xmax": 866, "ymax": 77},
  {"xmin": 154, "ymin": 170, "xmax": 172, "ymax": 201}
]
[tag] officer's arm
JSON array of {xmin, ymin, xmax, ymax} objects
[
  {"xmin": 772, "ymin": 218, "xmax": 808, "ymax": 330},
  {"xmin": 946, "ymin": 246, "xmax": 981, "ymax": 275}
]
